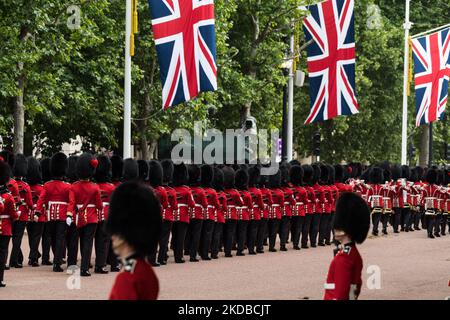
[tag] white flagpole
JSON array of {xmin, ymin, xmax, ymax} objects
[
  {"xmin": 123, "ymin": 0, "xmax": 132, "ymax": 159},
  {"xmin": 401, "ymin": 0, "xmax": 411, "ymax": 165},
  {"xmin": 287, "ymin": 34, "xmax": 295, "ymax": 162}
]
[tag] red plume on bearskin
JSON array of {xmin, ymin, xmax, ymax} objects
[
  {"xmin": 0, "ymin": 156, "xmax": 3, "ymax": 162},
  {"xmin": 347, "ymin": 166, "xmax": 353, "ymax": 174},
  {"xmin": 90, "ymin": 159, "xmax": 99, "ymax": 169}
]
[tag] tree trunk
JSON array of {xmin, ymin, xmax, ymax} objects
[
  {"xmin": 149, "ymin": 139, "xmax": 158, "ymax": 159},
  {"xmin": 419, "ymin": 124, "xmax": 429, "ymax": 167}
]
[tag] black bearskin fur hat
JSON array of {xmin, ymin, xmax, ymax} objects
[
  {"xmin": 445, "ymin": 168, "xmax": 450, "ymax": 185},
  {"xmin": 222, "ymin": 166, "xmax": 235, "ymax": 189},
  {"xmin": 361, "ymin": 166, "xmax": 371, "ymax": 182},
  {"xmin": 302, "ymin": 165, "xmax": 314, "ymax": 185},
  {"xmin": 40, "ymin": 158, "xmax": 51, "ymax": 183},
  {"xmin": 110, "ymin": 155, "xmax": 123, "ymax": 182},
  {"xmin": 369, "ymin": 167, "xmax": 384, "ymax": 184},
  {"xmin": 312, "ymin": 164, "xmax": 321, "ymax": 184},
  {"xmin": 201, "ymin": 164, "xmax": 214, "ymax": 188},
  {"xmin": 280, "ymin": 162, "xmax": 290, "ymax": 186},
  {"xmin": 248, "ymin": 165, "xmax": 261, "ymax": 187},
  {"xmin": 437, "ymin": 169, "xmax": 445, "ymax": 186},
  {"xmin": 235, "ymin": 168, "xmax": 249, "ymax": 190},
  {"xmin": 334, "ymin": 164, "xmax": 344, "ymax": 183},
  {"xmin": 67, "ymin": 156, "xmax": 79, "ymax": 182},
  {"xmin": 391, "ymin": 164, "xmax": 402, "ymax": 181},
  {"xmin": 401, "ymin": 165, "xmax": 411, "ymax": 180},
  {"xmin": 148, "ymin": 160, "xmax": 163, "ymax": 187},
  {"xmin": 425, "ymin": 168, "xmax": 437, "ymax": 184},
  {"xmin": 0, "ymin": 158, "xmax": 11, "ymax": 185},
  {"xmin": 13, "ymin": 154, "xmax": 28, "ymax": 178},
  {"xmin": 289, "ymin": 159, "xmax": 301, "ymax": 166},
  {"xmin": 105, "ymin": 181, "xmax": 162, "ymax": 257},
  {"xmin": 161, "ymin": 159, "xmax": 174, "ymax": 185},
  {"xmin": 0, "ymin": 150, "xmax": 15, "ymax": 171},
  {"xmin": 415, "ymin": 166, "xmax": 424, "ymax": 181},
  {"xmin": 334, "ymin": 192, "xmax": 370, "ymax": 244},
  {"xmin": 94, "ymin": 155, "xmax": 111, "ymax": 183},
  {"xmin": 137, "ymin": 160, "xmax": 149, "ymax": 182},
  {"xmin": 319, "ymin": 164, "xmax": 329, "ymax": 184},
  {"xmin": 76, "ymin": 153, "xmax": 97, "ymax": 180},
  {"xmin": 383, "ymin": 168, "xmax": 392, "ymax": 182},
  {"xmin": 409, "ymin": 168, "xmax": 418, "ymax": 183},
  {"xmin": 26, "ymin": 157, "xmax": 42, "ymax": 185},
  {"xmin": 328, "ymin": 165, "xmax": 335, "ymax": 184},
  {"xmin": 50, "ymin": 152, "xmax": 68, "ymax": 179},
  {"xmin": 173, "ymin": 163, "xmax": 189, "ymax": 186},
  {"xmin": 290, "ymin": 165, "xmax": 304, "ymax": 186},
  {"xmin": 268, "ymin": 168, "xmax": 281, "ymax": 189},
  {"xmin": 213, "ymin": 167, "xmax": 224, "ymax": 191},
  {"xmin": 122, "ymin": 158, "xmax": 139, "ymax": 181},
  {"xmin": 188, "ymin": 164, "xmax": 200, "ymax": 186}
]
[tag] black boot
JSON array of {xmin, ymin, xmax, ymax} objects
[
  {"xmin": 53, "ymin": 264, "xmax": 64, "ymax": 272},
  {"xmin": 80, "ymin": 270, "xmax": 91, "ymax": 277},
  {"xmin": 94, "ymin": 266, "xmax": 109, "ymax": 274}
]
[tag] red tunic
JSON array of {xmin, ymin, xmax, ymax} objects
[
  {"xmin": 29, "ymin": 184, "xmax": 45, "ymax": 222},
  {"xmin": 313, "ymin": 183, "xmax": 326, "ymax": 214},
  {"xmin": 36, "ymin": 180, "xmax": 72, "ymax": 222},
  {"xmin": 280, "ymin": 187, "xmax": 295, "ymax": 217},
  {"xmin": 224, "ymin": 189, "xmax": 243, "ymax": 220},
  {"xmin": 216, "ymin": 191, "xmax": 227, "ymax": 224},
  {"xmin": 270, "ymin": 188, "xmax": 284, "ymax": 220},
  {"xmin": 97, "ymin": 182, "xmax": 115, "ymax": 221},
  {"xmin": 173, "ymin": 186, "xmax": 195, "ymax": 223},
  {"xmin": 109, "ymin": 257, "xmax": 159, "ymax": 300},
  {"xmin": 7, "ymin": 179, "xmax": 20, "ymax": 205},
  {"xmin": 421, "ymin": 183, "xmax": 439, "ymax": 211},
  {"xmin": 324, "ymin": 243, "xmax": 363, "ymax": 300},
  {"xmin": 68, "ymin": 181, "xmax": 103, "ymax": 228},
  {"xmin": 0, "ymin": 192, "xmax": 18, "ymax": 236},
  {"xmin": 329, "ymin": 184, "xmax": 340, "ymax": 212},
  {"xmin": 260, "ymin": 188, "xmax": 273, "ymax": 219},
  {"xmin": 16, "ymin": 179, "xmax": 33, "ymax": 222},
  {"xmin": 203, "ymin": 187, "xmax": 221, "ymax": 221},
  {"xmin": 304, "ymin": 186, "xmax": 316, "ymax": 215},
  {"xmin": 248, "ymin": 187, "xmax": 264, "ymax": 220},
  {"xmin": 366, "ymin": 184, "xmax": 384, "ymax": 210},
  {"xmin": 238, "ymin": 190, "xmax": 252, "ymax": 221},
  {"xmin": 162, "ymin": 186, "xmax": 177, "ymax": 222},
  {"xmin": 190, "ymin": 186, "xmax": 207, "ymax": 220},
  {"xmin": 291, "ymin": 185, "xmax": 307, "ymax": 217}
]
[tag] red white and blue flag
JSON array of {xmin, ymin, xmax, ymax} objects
[
  {"xmin": 411, "ymin": 28, "xmax": 450, "ymax": 126},
  {"xmin": 303, "ymin": 0, "xmax": 358, "ymax": 124},
  {"xmin": 148, "ymin": 0, "xmax": 217, "ymax": 108}
]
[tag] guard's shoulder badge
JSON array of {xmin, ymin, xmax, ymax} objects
[
  {"xmin": 343, "ymin": 245, "xmax": 352, "ymax": 255},
  {"xmin": 123, "ymin": 259, "xmax": 137, "ymax": 273}
]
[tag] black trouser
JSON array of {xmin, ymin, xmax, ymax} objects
[
  {"xmin": 211, "ymin": 223, "xmax": 224, "ymax": 258},
  {"xmin": 425, "ymin": 214, "xmax": 435, "ymax": 236},
  {"xmin": 200, "ymin": 219, "xmax": 215, "ymax": 259},
  {"xmin": 66, "ymin": 222, "xmax": 79, "ymax": 266},
  {"xmin": 157, "ymin": 220, "xmax": 172, "ymax": 263},
  {"xmin": 41, "ymin": 222, "xmax": 52, "ymax": 263},
  {"xmin": 381, "ymin": 213, "xmax": 390, "ymax": 233},
  {"xmin": 327, "ymin": 212, "xmax": 335, "ymax": 242},
  {"xmin": 301, "ymin": 215, "xmax": 312, "ymax": 246},
  {"xmin": 279, "ymin": 216, "xmax": 290, "ymax": 248},
  {"xmin": 79, "ymin": 223, "xmax": 97, "ymax": 272},
  {"xmin": 414, "ymin": 210, "xmax": 422, "ymax": 229},
  {"xmin": 51, "ymin": 221, "xmax": 67, "ymax": 266},
  {"xmin": 256, "ymin": 218, "xmax": 267, "ymax": 251},
  {"xmin": 290, "ymin": 216, "xmax": 304, "ymax": 247},
  {"xmin": 236, "ymin": 220, "xmax": 248, "ymax": 253},
  {"xmin": 185, "ymin": 219, "xmax": 202, "ymax": 259},
  {"xmin": 0, "ymin": 236, "xmax": 11, "ymax": 283},
  {"xmin": 9, "ymin": 221, "xmax": 27, "ymax": 266},
  {"xmin": 107, "ymin": 241, "xmax": 119, "ymax": 269},
  {"xmin": 223, "ymin": 220, "xmax": 237, "ymax": 256},
  {"xmin": 94, "ymin": 221, "xmax": 109, "ymax": 268},
  {"xmin": 434, "ymin": 214, "xmax": 442, "ymax": 235},
  {"xmin": 401, "ymin": 208, "xmax": 411, "ymax": 231},
  {"xmin": 309, "ymin": 213, "xmax": 321, "ymax": 246},
  {"xmin": 371, "ymin": 212, "xmax": 381, "ymax": 234},
  {"xmin": 319, "ymin": 214, "xmax": 331, "ymax": 243},
  {"xmin": 172, "ymin": 221, "xmax": 188, "ymax": 261},
  {"xmin": 27, "ymin": 222, "xmax": 44, "ymax": 263},
  {"xmin": 267, "ymin": 219, "xmax": 280, "ymax": 250},
  {"xmin": 392, "ymin": 208, "xmax": 402, "ymax": 232},
  {"xmin": 441, "ymin": 215, "xmax": 448, "ymax": 235},
  {"xmin": 246, "ymin": 220, "xmax": 259, "ymax": 253}
]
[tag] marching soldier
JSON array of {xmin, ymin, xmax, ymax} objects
[
  {"xmin": 381, "ymin": 168, "xmax": 394, "ymax": 235},
  {"xmin": 39, "ymin": 158, "xmax": 53, "ymax": 266},
  {"xmin": 211, "ymin": 167, "xmax": 227, "ymax": 259},
  {"xmin": 326, "ymin": 165, "xmax": 339, "ymax": 245},
  {"xmin": 222, "ymin": 166, "xmax": 241, "ymax": 258},
  {"xmin": 0, "ymin": 159, "xmax": 19, "ymax": 287},
  {"xmin": 422, "ymin": 168, "xmax": 439, "ymax": 239},
  {"xmin": 289, "ymin": 165, "xmax": 307, "ymax": 250},
  {"xmin": 324, "ymin": 192, "xmax": 370, "ymax": 300},
  {"xmin": 279, "ymin": 163, "xmax": 295, "ymax": 251},
  {"xmin": 67, "ymin": 153, "xmax": 103, "ymax": 276},
  {"xmin": 310, "ymin": 164, "xmax": 325, "ymax": 248},
  {"xmin": 268, "ymin": 169, "xmax": 283, "ymax": 252},
  {"xmin": 301, "ymin": 165, "xmax": 316, "ymax": 249},
  {"xmin": 366, "ymin": 167, "xmax": 384, "ymax": 236},
  {"xmin": 235, "ymin": 168, "xmax": 252, "ymax": 256},
  {"xmin": 247, "ymin": 166, "xmax": 264, "ymax": 255},
  {"xmin": 318, "ymin": 164, "xmax": 333, "ymax": 246},
  {"xmin": 256, "ymin": 169, "xmax": 272, "ymax": 254}
]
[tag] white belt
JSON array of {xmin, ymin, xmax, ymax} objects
[
  {"xmin": 207, "ymin": 205, "xmax": 215, "ymax": 209},
  {"xmin": 77, "ymin": 204, "xmax": 96, "ymax": 209},
  {"xmin": 272, "ymin": 204, "xmax": 280, "ymax": 207},
  {"xmin": 48, "ymin": 201, "xmax": 68, "ymax": 206},
  {"xmin": 102, "ymin": 202, "xmax": 109, "ymax": 206},
  {"xmin": 324, "ymin": 283, "xmax": 335, "ymax": 290},
  {"xmin": 178, "ymin": 204, "xmax": 188, "ymax": 207},
  {"xmin": 0, "ymin": 215, "xmax": 9, "ymax": 219}
]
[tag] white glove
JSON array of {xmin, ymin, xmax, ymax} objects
[
  {"xmin": 33, "ymin": 215, "xmax": 39, "ymax": 223},
  {"xmin": 66, "ymin": 216, "xmax": 73, "ymax": 226}
]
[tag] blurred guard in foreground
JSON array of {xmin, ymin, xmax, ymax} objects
[
  {"xmin": 106, "ymin": 181, "xmax": 161, "ymax": 300},
  {"xmin": 324, "ymin": 192, "xmax": 370, "ymax": 300}
]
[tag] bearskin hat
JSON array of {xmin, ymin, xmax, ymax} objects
[
  {"xmin": 348, "ymin": 162, "xmax": 362, "ymax": 178},
  {"xmin": 222, "ymin": 166, "xmax": 235, "ymax": 189},
  {"xmin": 409, "ymin": 168, "xmax": 418, "ymax": 183},
  {"xmin": 391, "ymin": 164, "xmax": 402, "ymax": 181},
  {"xmin": 361, "ymin": 166, "xmax": 371, "ymax": 182},
  {"xmin": 268, "ymin": 168, "xmax": 281, "ymax": 189},
  {"xmin": 437, "ymin": 169, "xmax": 445, "ymax": 186},
  {"xmin": 279, "ymin": 162, "xmax": 290, "ymax": 186},
  {"xmin": 26, "ymin": 157, "xmax": 42, "ymax": 185},
  {"xmin": 148, "ymin": 160, "xmax": 163, "ymax": 187},
  {"xmin": 161, "ymin": 159, "xmax": 174, "ymax": 185},
  {"xmin": 40, "ymin": 158, "xmax": 51, "ymax": 183},
  {"xmin": 122, "ymin": 158, "xmax": 138, "ymax": 181},
  {"xmin": 248, "ymin": 165, "xmax": 261, "ymax": 187},
  {"xmin": 188, "ymin": 164, "xmax": 200, "ymax": 186},
  {"xmin": 235, "ymin": 169, "xmax": 249, "ymax": 190},
  {"xmin": 94, "ymin": 155, "xmax": 111, "ymax": 183},
  {"xmin": 289, "ymin": 159, "xmax": 301, "ymax": 166},
  {"xmin": 290, "ymin": 165, "xmax": 303, "ymax": 186},
  {"xmin": 328, "ymin": 165, "xmax": 335, "ymax": 184},
  {"xmin": 445, "ymin": 168, "xmax": 450, "ymax": 185},
  {"xmin": 0, "ymin": 158, "xmax": 11, "ymax": 185},
  {"xmin": 319, "ymin": 164, "xmax": 329, "ymax": 184},
  {"xmin": 173, "ymin": 163, "xmax": 189, "ymax": 186},
  {"xmin": 0, "ymin": 150, "xmax": 15, "ymax": 171},
  {"xmin": 13, "ymin": 154, "xmax": 28, "ymax": 178},
  {"xmin": 137, "ymin": 160, "xmax": 149, "ymax": 182},
  {"xmin": 110, "ymin": 155, "xmax": 123, "ymax": 182},
  {"xmin": 334, "ymin": 164, "xmax": 344, "ymax": 183},
  {"xmin": 302, "ymin": 165, "xmax": 314, "ymax": 185},
  {"xmin": 369, "ymin": 167, "xmax": 384, "ymax": 184},
  {"xmin": 76, "ymin": 153, "xmax": 97, "ymax": 180},
  {"xmin": 67, "ymin": 155, "xmax": 79, "ymax": 182},
  {"xmin": 200, "ymin": 164, "xmax": 214, "ymax": 188},
  {"xmin": 383, "ymin": 168, "xmax": 392, "ymax": 182},
  {"xmin": 334, "ymin": 192, "xmax": 370, "ymax": 244},
  {"xmin": 213, "ymin": 167, "xmax": 224, "ymax": 191},
  {"xmin": 50, "ymin": 152, "xmax": 68, "ymax": 179},
  {"xmin": 105, "ymin": 181, "xmax": 162, "ymax": 257},
  {"xmin": 401, "ymin": 165, "xmax": 411, "ymax": 180},
  {"xmin": 311, "ymin": 164, "xmax": 321, "ymax": 184},
  {"xmin": 415, "ymin": 166, "xmax": 424, "ymax": 181},
  {"xmin": 425, "ymin": 168, "xmax": 437, "ymax": 184}
]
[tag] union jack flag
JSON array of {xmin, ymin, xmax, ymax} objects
[
  {"xmin": 411, "ymin": 28, "xmax": 450, "ymax": 126},
  {"xmin": 148, "ymin": 0, "xmax": 217, "ymax": 108},
  {"xmin": 303, "ymin": 0, "xmax": 358, "ymax": 124}
]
